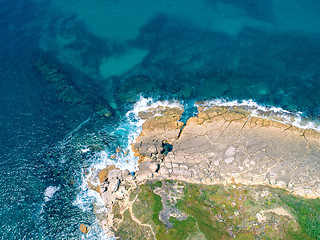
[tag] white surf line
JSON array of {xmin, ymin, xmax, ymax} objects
[
  {"xmin": 197, "ymin": 98, "xmax": 320, "ymax": 132},
  {"xmin": 66, "ymin": 115, "xmax": 92, "ymax": 138}
]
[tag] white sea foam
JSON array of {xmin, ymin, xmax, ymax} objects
[
  {"xmin": 126, "ymin": 95, "xmax": 183, "ymax": 127},
  {"xmin": 40, "ymin": 186, "xmax": 60, "ymax": 214},
  {"xmin": 44, "ymin": 186, "xmax": 60, "ymax": 202},
  {"xmin": 72, "ymin": 169, "xmax": 111, "ymax": 239},
  {"xmin": 197, "ymin": 98, "xmax": 320, "ymax": 132},
  {"xmin": 67, "ymin": 116, "xmax": 92, "ymax": 137},
  {"xmin": 81, "ymin": 148, "xmax": 90, "ymax": 153},
  {"xmin": 71, "ymin": 96, "xmax": 186, "ymax": 238},
  {"xmin": 73, "ymin": 168, "xmax": 105, "ymax": 211}
]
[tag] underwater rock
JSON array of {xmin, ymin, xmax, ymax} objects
[
  {"xmin": 174, "ymin": 82, "xmax": 194, "ymax": 99},
  {"xmin": 58, "ymin": 86, "xmax": 83, "ymax": 104},
  {"xmin": 97, "ymin": 106, "xmax": 112, "ymax": 118},
  {"xmin": 34, "ymin": 58, "xmax": 85, "ymax": 104},
  {"xmin": 197, "ymin": 77, "xmax": 230, "ymax": 99},
  {"xmin": 118, "ymin": 75, "xmax": 157, "ymax": 103}
]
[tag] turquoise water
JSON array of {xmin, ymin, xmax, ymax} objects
[{"xmin": 0, "ymin": 0, "xmax": 320, "ymax": 239}]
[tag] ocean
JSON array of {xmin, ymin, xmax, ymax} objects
[{"xmin": 0, "ymin": 0, "xmax": 320, "ymax": 239}]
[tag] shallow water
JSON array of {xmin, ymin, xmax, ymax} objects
[{"xmin": 0, "ymin": 0, "xmax": 320, "ymax": 239}]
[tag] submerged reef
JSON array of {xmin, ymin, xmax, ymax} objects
[
  {"xmin": 34, "ymin": 58, "xmax": 85, "ymax": 104},
  {"xmin": 89, "ymin": 104, "xmax": 320, "ymax": 239},
  {"xmin": 34, "ymin": 58, "xmax": 112, "ymax": 117}
]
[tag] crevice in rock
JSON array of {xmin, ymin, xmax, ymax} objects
[
  {"xmin": 176, "ymin": 102, "xmax": 198, "ymax": 140},
  {"xmin": 177, "ymin": 122, "xmax": 186, "ymax": 140}
]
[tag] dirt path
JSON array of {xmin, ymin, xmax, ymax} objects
[{"xmin": 129, "ymin": 195, "xmax": 156, "ymax": 239}]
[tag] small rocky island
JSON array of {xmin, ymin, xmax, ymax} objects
[{"xmin": 87, "ymin": 104, "xmax": 320, "ymax": 239}]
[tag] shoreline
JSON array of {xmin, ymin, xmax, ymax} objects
[{"xmin": 88, "ymin": 102, "xmax": 320, "ymax": 237}]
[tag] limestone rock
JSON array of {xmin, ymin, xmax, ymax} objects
[
  {"xmin": 133, "ymin": 106, "xmax": 185, "ymax": 162},
  {"xmin": 98, "ymin": 165, "xmax": 118, "ymax": 184},
  {"xmin": 119, "ymin": 169, "xmax": 130, "ymax": 180},
  {"xmin": 131, "ymin": 104, "xmax": 320, "ymax": 198},
  {"xmin": 136, "ymin": 162, "xmax": 154, "ymax": 181},
  {"xmin": 94, "ymin": 103, "xmax": 320, "ymax": 238},
  {"xmin": 108, "ymin": 170, "xmax": 120, "ymax": 180},
  {"xmin": 115, "ymin": 186, "xmax": 126, "ymax": 200},
  {"xmin": 225, "ymin": 157, "xmax": 234, "ymax": 164},
  {"xmin": 149, "ymin": 162, "xmax": 160, "ymax": 172},
  {"xmin": 158, "ymin": 166, "xmax": 169, "ymax": 177},
  {"xmin": 108, "ymin": 178, "xmax": 120, "ymax": 193},
  {"xmin": 102, "ymin": 191, "xmax": 115, "ymax": 205}
]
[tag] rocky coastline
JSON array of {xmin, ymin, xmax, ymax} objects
[{"xmin": 87, "ymin": 103, "xmax": 320, "ymax": 238}]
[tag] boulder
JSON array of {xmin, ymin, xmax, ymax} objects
[
  {"xmin": 99, "ymin": 169, "xmax": 109, "ymax": 184},
  {"xmin": 116, "ymin": 147, "xmax": 122, "ymax": 153},
  {"xmin": 108, "ymin": 170, "xmax": 120, "ymax": 180},
  {"xmin": 100, "ymin": 181, "xmax": 109, "ymax": 193},
  {"xmin": 149, "ymin": 162, "xmax": 160, "ymax": 172},
  {"xmin": 115, "ymin": 186, "xmax": 126, "ymax": 200},
  {"xmin": 98, "ymin": 165, "xmax": 118, "ymax": 184},
  {"xmin": 101, "ymin": 191, "xmax": 115, "ymax": 205},
  {"xmin": 119, "ymin": 169, "xmax": 130, "ymax": 180},
  {"xmin": 158, "ymin": 167, "xmax": 169, "ymax": 178},
  {"xmin": 147, "ymin": 145, "xmax": 158, "ymax": 155},
  {"xmin": 180, "ymin": 168, "xmax": 192, "ymax": 178},
  {"xmin": 136, "ymin": 162, "xmax": 154, "ymax": 181},
  {"xmin": 108, "ymin": 178, "xmax": 120, "ymax": 193},
  {"xmin": 79, "ymin": 224, "xmax": 89, "ymax": 234}
]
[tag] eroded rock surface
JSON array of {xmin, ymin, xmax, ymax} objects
[
  {"xmin": 132, "ymin": 106, "xmax": 184, "ymax": 163},
  {"xmin": 134, "ymin": 105, "xmax": 320, "ymax": 198}
]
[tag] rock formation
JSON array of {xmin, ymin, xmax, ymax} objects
[
  {"xmin": 95, "ymin": 103, "xmax": 320, "ymax": 236},
  {"xmin": 133, "ymin": 105, "xmax": 320, "ymax": 198},
  {"xmin": 79, "ymin": 223, "xmax": 90, "ymax": 234}
]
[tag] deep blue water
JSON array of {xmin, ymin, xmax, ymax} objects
[{"xmin": 0, "ymin": 0, "xmax": 320, "ymax": 239}]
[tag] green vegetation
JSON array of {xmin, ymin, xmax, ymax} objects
[
  {"xmin": 112, "ymin": 202, "xmax": 122, "ymax": 220},
  {"xmin": 131, "ymin": 182, "xmax": 199, "ymax": 239},
  {"xmin": 150, "ymin": 181, "xmax": 163, "ymax": 189},
  {"xmin": 278, "ymin": 192, "xmax": 320, "ymax": 239},
  {"xmin": 114, "ymin": 209, "xmax": 153, "ymax": 239},
  {"xmin": 132, "ymin": 185, "xmax": 156, "ymax": 225},
  {"xmin": 152, "ymin": 194, "xmax": 199, "ymax": 240},
  {"xmin": 176, "ymin": 184, "xmax": 249, "ymax": 240},
  {"xmin": 120, "ymin": 181, "xmax": 320, "ymax": 240}
]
